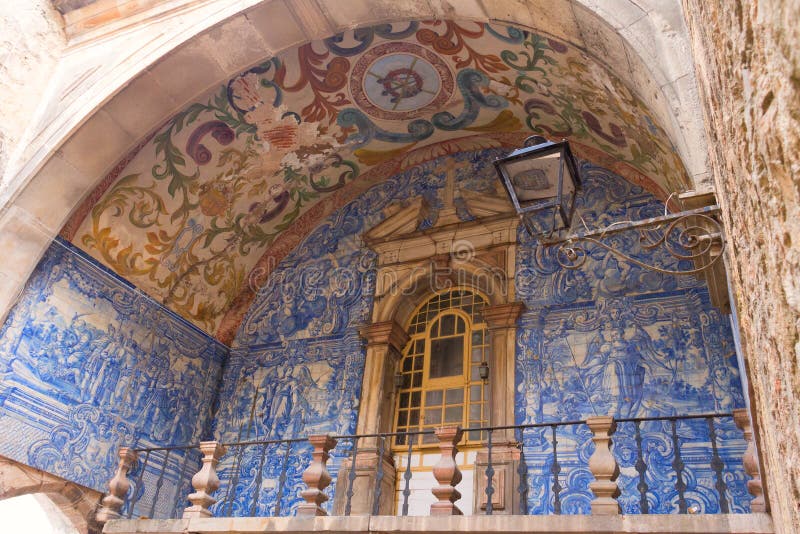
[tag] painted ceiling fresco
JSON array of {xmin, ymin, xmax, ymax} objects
[{"xmin": 62, "ymin": 20, "xmax": 690, "ymax": 340}]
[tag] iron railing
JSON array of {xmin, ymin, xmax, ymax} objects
[{"xmin": 110, "ymin": 411, "xmax": 752, "ymax": 521}]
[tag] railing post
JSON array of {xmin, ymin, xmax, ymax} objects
[
  {"xmin": 431, "ymin": 425, "xmax": 464, "ymax": 516},
  {"xmin": 298, "ymin": 434, "xmax": 338, "ymax": 517},
  {"xmin": 733, "ymin": 409, "xmax": 766, "ymax": 512},
  {"xmin": 183, "ymin": 441, "xmax": 227, "ymax": 519},
  {"xmin": 96, "ymin": 447, "xmax": 138, "ymax": 524},
  {"xmin": 587, "ymin": 416, "xmax": 620, "ymax": 515}
]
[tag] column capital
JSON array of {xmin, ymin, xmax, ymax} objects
[
  {"xmin": 483, "ymin": 302, "xmax": 525, "ymax": 329},
  {"xmin": 359, "ymin": 320, "xmax": 409, "ymax": 352}
]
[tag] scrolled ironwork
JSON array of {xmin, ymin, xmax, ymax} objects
[{"xmin": 552, "ymin": 208, "xmax": 726, "ymax": 276}]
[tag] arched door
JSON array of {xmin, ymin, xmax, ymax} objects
[{"xmin": 392, "ymin": 288, "xmax": 490, "ymax": 514}]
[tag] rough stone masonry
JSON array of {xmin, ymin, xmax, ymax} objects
[{"xmin": 683, "ymin": 1, "xmax": 800, "ymax": 532}]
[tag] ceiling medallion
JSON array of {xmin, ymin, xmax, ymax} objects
[{"xmin": 351, "ymin": 42, "xmax": 454, "ymax": 120}]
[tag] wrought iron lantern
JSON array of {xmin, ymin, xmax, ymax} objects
[
  {"xmin": 495, "ymin": 135, "xmax": 728, "ymax": 298},
  {"xmin": 393, "ymin": 372, "xmax": 405, "ymax": 390},
  {"xmin": 478, "ymin": 361, "xmax": 489, "ymax": 381},
  {"xmin": 494, "ymin": 135, "xmax": 581, "ymax": 238}
]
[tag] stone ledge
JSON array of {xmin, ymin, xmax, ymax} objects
[{"xmin": 103, "ymin": 513, "xmax": 774, "ymax": 534}]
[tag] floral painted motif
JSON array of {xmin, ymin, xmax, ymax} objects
[{"xmin": 67, "ymin": 20, "xmax": 690, "ymax": 338}]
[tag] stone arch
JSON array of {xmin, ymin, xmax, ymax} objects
[
  {"xmin": 0, "ymin": 0, "xmax": 704, "ymax": 328},
  {"xmin": 373, "ymin": 257, "xmax": 510, "ymax": 327},
  {"xmin": 0, "ymin": 456, "xmax": 103, "ymax": 534}
]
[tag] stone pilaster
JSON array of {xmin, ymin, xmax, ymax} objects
[
  {"xmin": 476, "ymin": 302, "xmax": 524, "ymax": 514},
  {"xmin": 183, "ymin": 441, "xmax": 226, "ymax": 519},
  {"xmin": 331, "ymin": 321, "xmax": 408, "ymax": 515},
  {"xmin": 356, "ymin": 321, "xmax": 409, "ymax": 440},
  {"xmin": 587, "ymin": 416, "xmax": 621, "ymax": 515},
  {"xmin": 332, "ymin": 447, "xmax": 397, "ymax": 516},
  {"xmin": 431, "ymin": 425, "xmax": 464, "ymax": 516},
  {"xmin": 483, "ymin": 302, "xmax": 525, "ymax": 437}
]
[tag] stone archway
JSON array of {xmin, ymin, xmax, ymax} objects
[
  {"xmin": 0, "ymin": 0, "xmax": 705, "ymax": 330},
  {"xmin": 0, "ymin": 456, "xmax": 104, "ymax": 534}
]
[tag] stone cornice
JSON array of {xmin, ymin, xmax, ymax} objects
[
  {"xmin": 359, "ymin": 320, "xmax": 409, "ymax": 352},
  {"xmin": 482, "ymin": 302, "xmax": 525, "ymax": 329}
]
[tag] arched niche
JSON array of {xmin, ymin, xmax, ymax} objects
[{"xmin": 340, "ymin": 177, "xmax": 525, "ymax": 514}]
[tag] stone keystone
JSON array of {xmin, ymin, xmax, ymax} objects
[
  {"xmin": 183, "ymin": 441, "xmax": 227, "ymax": 519},
  {"xmin": 96, "ymin": 447, "xmax": 138, "ymax": 524},
  {"xmin": 431, "ymin": 425, "xmax": 464, "ymax": 516},
  {"xmin": 587, "ymin": 416, "xmax": 621, "ymax": 515},
  {"xmin": 733, "ymin": 409, "xmax": 766, "ymax": 512},
  {"xmin": 298, "ymin": 434, "xmax": 338, "ymax": 517}
]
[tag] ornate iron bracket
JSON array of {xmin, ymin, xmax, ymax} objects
[{"xmin": 541, "ymin": 205, "xmax": 725, "ymax": 276}]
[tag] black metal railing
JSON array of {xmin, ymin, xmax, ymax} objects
[
  {"xmin": 614, "ymin": 412, "xmax": 738, "ymax": 515},
  {"xmin": 116, "ymin": 411, "xmax": 749, "ymax": 520},
  {"xmin": 121, "ymin": 444, "xmax": 197, "ymax": 519}
]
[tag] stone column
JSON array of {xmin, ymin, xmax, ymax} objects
[
  {"xmin": 476, "ymin": 302, "xmax": 524, "ymax": 514},
  {"xmin": 356, "ymin": 321, "xmax": 409, "ymax": 441},
  {"xmin": 183, "ymin": 441, "xmax": 226, "ymax": 519},
  {"xmin": 96, "ymin": 447, "xmax": 138, "ymax": 524},
  {"xmin": 298, "ymin": 434, "xmax": 338, "ymax": 517},
  {"xmin": 733, "ymin": 409, "xmax": 766, "ymax": 512},
  {"xmin": 587, "ymin": 416, "xmax": 621, "ymax": 515},
  {"xmin": 482, "ymin": 302, "xmax": 524, "ymax": 440},
  {"xmin": 431, "ymin": 425, "xmax": 464, "ymax": 516},
  {"xmin": 333, "ymin": 321, "xmax": 407, "ymax": 515}
]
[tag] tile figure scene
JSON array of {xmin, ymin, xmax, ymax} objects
[{"xmin": 0, "ymin": 240, "xmax": 227, "ymax": 517}]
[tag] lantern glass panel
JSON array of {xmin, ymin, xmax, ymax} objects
[{"xmin": 501, "ymin": 151, "xmax": 561, "ymax": 205}]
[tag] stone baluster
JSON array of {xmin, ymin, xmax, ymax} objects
[
  {"xmin": 430, "ymin": 425, "xmax": 464, "ymax": 516},
  {"xmin": 96, "ymin": 447, "xmax": 138, "ymax": 524},
  {"xmin": 298, "ymin": 434, "xmax": 338, "ymax": 517},
  {"xmin": 587, "ymin": 416, "xmax": 621, "ymax": 515},
  {"xmin": 183, "ymin": 441, "xmax": 227, "ymax": 519},
  {"xmin": 733, "ymin": 408, "xmax": 766, "ymax": 512}
]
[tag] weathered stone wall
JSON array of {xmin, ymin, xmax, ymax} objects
[
  {"xmin": 0, "ymin": 455, "xmax": 103, "ymax": 534},
  {"xmin": 682, "ymin": 1, "xmax": 800, "ymax": 532},
  {"xmin": 0, "ymin": 1, "xmax": 65, "ymax": 180}
]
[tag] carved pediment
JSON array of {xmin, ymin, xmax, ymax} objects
[
  {"xmin": 364, "ymin": 197, "xmax": 430, "ymax": 242},
  {"xmin": 460, "ymin": 189, "xmax": 515, "ymax": 218}
]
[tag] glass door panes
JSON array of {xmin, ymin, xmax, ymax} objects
[{"xmin": 394, "ymin": 289, "xmax": 489, "ymax": 447}]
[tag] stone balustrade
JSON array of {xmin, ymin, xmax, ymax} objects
[
  {"xmin": 297, "ymin": 434, "xmax": 338, "ymax": 517},
  {"xmin": 733, "ymin": 409, "xmax": 766, "ymax": 512},
  {"xmin": 183, "ymin": 441, "xmax": 227, "ymax": 519},
  {"xmin": 96, "ymin": 413, "xmax": 767, "ymax": 524},
  {"xmin": 431, "ymin": 425, "xmax": 464, "ymax": 516},
  {"xmin": 96, "ymin": 447, "xmax": 138, "ymax": 523}
]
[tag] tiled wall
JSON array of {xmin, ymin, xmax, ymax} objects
[
  {"xmin": 513, "ymin": 166, "xmax": 750, "ymax": 513},
  {"xmin": 0, "ymin": 150, "xmax": 750, "ymax": 517},
  {"xmin": 215, "ymin": 149, "xmax": 750, "ymax": 516},
  {"xmin": 0, "ymin": 239, "xmax": 227, "ymax": 517}
]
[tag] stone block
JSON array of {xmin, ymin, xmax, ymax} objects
[
  {"xmin": 14, "ymin": 154, "xmax": 88, "ymax": 234},
  {"xmin": 147, "ymin": 38, "xmax": 227, "ymax": 104},
  {"xmin": 103, "ymin": 70, "xmax": 179, "ymax": 139},
  {"xmin": 572, "ymin": 3, "xmax": 631, "ymax": 79},
  {"xmin": 59, "ymin": 109, "xmax": 135, "ymax": 186},
  {"xmin": 246, "ymin": 1, "xmax": 307, "ymax": 52},
  {"xmin": 200, "ymin": 14, "xmax": 270, "ymax": 75}
]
